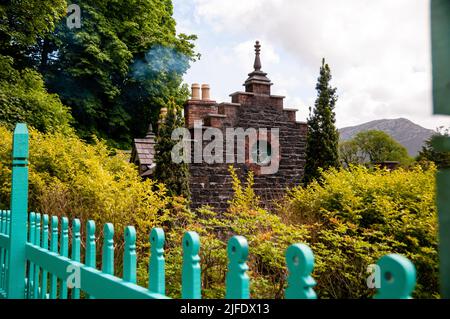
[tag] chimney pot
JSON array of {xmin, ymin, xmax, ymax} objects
[
  {"xmin": 191, "ymin": 83, "xmax": 201, "ymax": 100},
  {"xmin": 201, "ymin": 84, "xmax": 211, "ymax": 101}
]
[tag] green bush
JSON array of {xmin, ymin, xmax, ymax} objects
[
  {"xmin": 0, "ymin": 124, "xmax": 187, "ymax": 275},
  {"xmin": 0, "ymin": 55, "xmax": 73, "ymax": 134},
  {"xmin": 280, "ymin": 164, "xmax": 438, "ymax": 298},
  {"xmin": 0, "ymin": 124, "xmax": 439, "ymax": 298},
  {"xmin": 136, "ymin": 166, "xmax": 310, "ymax": 298}
]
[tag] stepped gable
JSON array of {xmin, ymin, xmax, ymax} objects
[
  {"xmin": 132, "ymin": 41, "xmax": 308, "ymax": 210},
  {"xmin": 185, "ymin": 41, "xmax": 307, "ymax": 211}
]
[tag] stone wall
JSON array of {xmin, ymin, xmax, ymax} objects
[{"xmin": 186, "ymin": 90, "xmax": 307, "ymax": 211}]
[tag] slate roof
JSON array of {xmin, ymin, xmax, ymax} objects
[{"xmin": 131, "ymin": 125, "xmax": 156, "ymax": 177}]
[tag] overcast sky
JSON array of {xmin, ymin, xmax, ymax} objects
[{"xmin": 173, "ymin": 0, "xmax": 450, "ymax": 130}]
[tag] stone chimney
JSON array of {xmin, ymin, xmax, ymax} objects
[{"xmin": 184, "ymin": 83, "xmax": 217, "ymax": 128}]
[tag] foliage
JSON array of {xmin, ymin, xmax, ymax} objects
[
  {"xmin": 0, "ymin": 141, "xmax": 308, "ymax": 299},
  {"xmin": 0, "ymin": 55, "xmax": 73, "ymax": 134},
  {"xmin": 0, "ymin": 123, "xmax": 439, "ymax": 299},
  {"xmin": 342, "ymin": 130, "xmax": 412, "ymax": 166},
  {"xmin": 40, "ymin": 0, "xmax": 198, "ymax": 147},
  {"xmin": 0, "ymin": 1, "xmax": 71, "ymax": 134},
  {"xmin": 339, "ymin": 139, "xmax": 364, "ymax": 167},
  {"xmin": 303, "ymin": 58, "xmax": 340, "ymax": 184},
  {"xmin": 139, "ymin": 166, "xmax": 310, "ymax": 298},
  {"xmin": 280, "ymin": 164, "xmax": 438, "ymax": 298},
  {"xmin": 1, "ymin": 0, "xmax": 198, "ymax": 147},
  {"xmin": 0, "ymin": 0, "xmax": 67, "ymax": 69},
  {"xmin": 0, "ymin": 124, "xmax": 188, "ymax": 275},
  {"xmin": 153, "ymin": 98, "xmax": 190, "ymax": 199},
  {"xmin": 418, "ymin": 127, "xmax": 450, "ymax": 169}
]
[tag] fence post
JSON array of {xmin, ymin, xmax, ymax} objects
[
  {"xmin": 434, "ymin": 138, "xmax": 450, "ymax": 298},
  {"xmin": 285, "ymin": 243, "xmax": 317, "ymax": 299},
  {"xmin": 6, "ymin": 123, "xmax": 29, "ymax": 299},
  {"xmin": 431, "ymin": 0, "xmax": 450, "ymax": 299},
  {"xmin": 225, "ymin": 236, "xmax": 249, "ymax": 299},
  {"xmin": 182, "ymin": 231, "xmax": 201, "ymax": 299},
  {"xmin": 374, "ymin": 254, "xmax": 416, "ymax": 299}
]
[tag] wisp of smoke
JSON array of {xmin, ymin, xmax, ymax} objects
[{"xmin": 131, "ymin": 45, "xmax": 190, "ymax": 80}]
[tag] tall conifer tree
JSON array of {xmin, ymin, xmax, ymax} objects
[
  {"xmin": 303, "ymin": 58, "xmax": 340, "ymax": 184},
  {"xmin": 153, "ymin": 98, "xmax": 190, "ymax": 199}
]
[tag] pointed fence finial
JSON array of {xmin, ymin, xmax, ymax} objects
[
  {"xmin": 7, "ymin": 123, "xmax": 29, "ymax": 299},
  {"xmin": 254, "ymin": 41, "xmax": 262, "ymax": 71}
]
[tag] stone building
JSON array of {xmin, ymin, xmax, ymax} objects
[{"xmin": 132, "ymin": 41, "xmax": 308, "ymax": 210}]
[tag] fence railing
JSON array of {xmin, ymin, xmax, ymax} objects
[{"xmin": 0, "ymin": 123, "xmax": 418, "ymax": 299}]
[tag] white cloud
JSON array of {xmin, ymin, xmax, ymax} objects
[{"xmin": 174, "ymin": 0, "xmax": 450, "ymax": 130}]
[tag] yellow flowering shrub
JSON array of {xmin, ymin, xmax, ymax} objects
[
  {"xmin": 0, "ymin": 124, "xmax": 439, "ymax": 298},
  {"xmin": 280, "ymin": 164, "xmax": 438, "ymax": 298},
  {"xmin": 0, "ymin": 125, "xmax": 186, "ymax": 274},
  {"xmin": 140, "ymin": 166, "xmax": 310, "ymax": 298}
]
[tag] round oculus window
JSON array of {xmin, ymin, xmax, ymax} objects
[{"xmin": 251, "ymin": 140, "xmax": 272, "ymax": 165}]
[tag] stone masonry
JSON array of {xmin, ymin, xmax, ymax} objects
[{"xmin": 185, "ymin": 41, "xmax": 307, "ymax": 210}]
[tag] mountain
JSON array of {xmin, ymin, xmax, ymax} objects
[{"xmin": 339, "ymin": 118, "xmax": 436, "ymax": 157}]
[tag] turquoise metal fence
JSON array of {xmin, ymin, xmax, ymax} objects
[{"xmin": 0, "ymin": 123, "xmax": 419, "ymax": 299}]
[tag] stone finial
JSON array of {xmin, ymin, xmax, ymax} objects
[
  {"xmin": 191, "ymin": 83, "xmax": 201, "ymax": 100},
  {"xmin": 201, "ymin": 84, "xmax": 211, "ymax": 101},
  {"xmin": 145, "ymin": 123, "xmax": 154, "ymax": 138},
  {"xmin": 254, "ymin": 41, "xmax": 262, "ymax": 71},
  {"xmin": 244, "ymin": 40, "xmax": 272, "ymax": 94}
]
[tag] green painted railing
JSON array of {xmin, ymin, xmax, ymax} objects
[{"xmin": 0, "ymin": 123, "xmax": 420, "ymax": 299}]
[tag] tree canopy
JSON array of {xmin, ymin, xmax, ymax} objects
[
  {"xmin": 0, "ymin": 55, "xmax": 72, "ymax": 133},
  {"xmin": 42, "ymin": 0, "xmax": 198, "ymax": 147},
  {"xmin": 0, "ymin": 0, "xmax": 198, "ymax": 148},
  {"xmin": 0, "ymin": 0, "xmax": 67, "ymax": 69},
  {"xmin": 340, "ymin": 130, "xmax": 412, "ymax": 166},
  {"xmin": 418, "ymin": 127, "xmax": 450, "ymax": 169}
]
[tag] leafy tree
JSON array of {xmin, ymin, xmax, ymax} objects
[
  {"xmin": 339, "ymin": 140, "xmax": 364, "ymax": 167},
  {"xmin": 0, "ymin": 1, "xmax": 72, "ymax": 133},
  {"xmin": 0, "ymin": 1, "xmax": 198, "ymax": 147},
  {"xmin": 0, "ymin": 0, "xmax": 67, "ymax": 69},
  {"xmin": 40, "ymin": 0, "xmax": 198, "ymax": 147},
  {"xmin": 0, "ymin": 123, "xmax": 187, "ymax": 272},
  {"xmin": 153, "ymin": 98, "xmax": 190, "ymax": 199},
  {"xmin": 303, "ymin": 58, "xmax": 340, "ymax": 184},
  {"xmin": 418, "ymin": 127, "xmax": 450, "ymax": 169},
  {"xmin": 352, "ymin": 130, "xmax": 412, "ymax": 165},
  {"xmin": 0, "ymin": 55, "xmax": 72, "ymax": 133}
]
